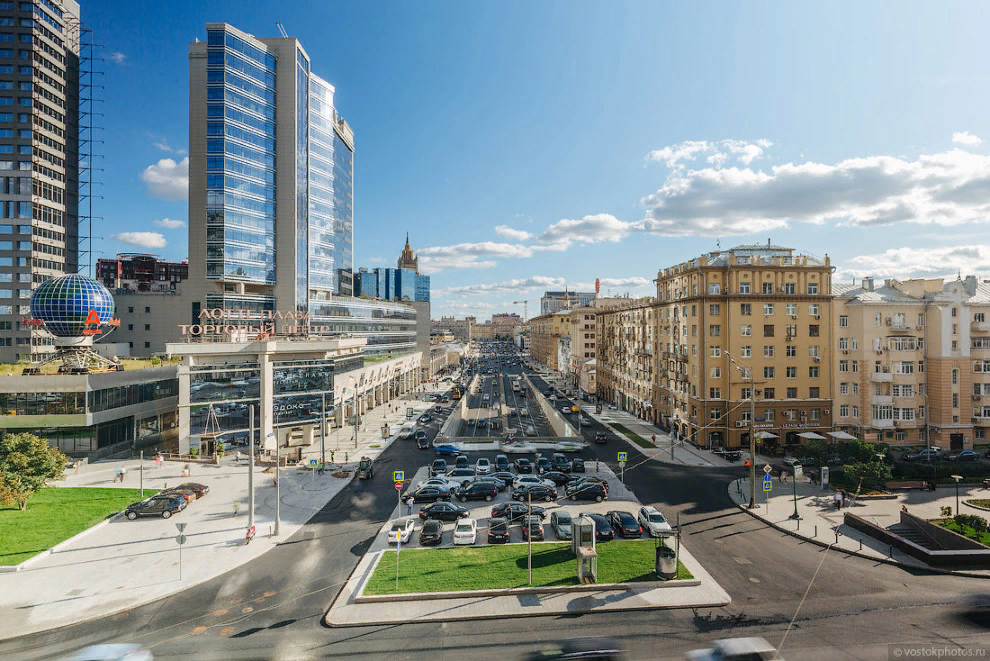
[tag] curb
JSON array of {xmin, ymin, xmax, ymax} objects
[
  {"xmin": 731, "ymin": 495, "xmax": 990, "ymax": 579},
  {"xmin": 964, "ymin": 500, "xmax": 990, "ymax": 512}
]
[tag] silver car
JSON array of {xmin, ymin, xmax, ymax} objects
[{"xmin": 551, "ymin": 510, "xmax": 572, "ymax": 540}]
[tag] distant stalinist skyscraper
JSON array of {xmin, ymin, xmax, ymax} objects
[{"xmin": 397, "ymin": 232, "xmax": 419, "ymax": 273}]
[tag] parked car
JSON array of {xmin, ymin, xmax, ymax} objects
[
  {"xmin": 416, "ymin": 476, "xmax": 459, "ymax": 490},
  {"xmin": 521, "ymin": 515, "xmax": 544, "ymax": 541},
  {"xmin": 447, "ymin": 468, "xmax": 477, "ymax": 486},
  {"xmin": 161, "ymin": 487, "xmax": 198, "ymax": 504},
  {"xmin": 568, "ymin": 475, "xmax": 609, "ymax": 491},
  {"xmin": 514, "ymin": 458, "xmax": 533, "ymax": 473},
  {"xmin": 607, "ymin": 510, "xmax": 642, "ymax": 538},
  {"xmin": 567, "ymin": 482, "xmax": 608, "ymax": 502},
  {"xmin": 473, "ymin": 476, "xmax": 509, "ymax": 492},
  {"xmin": 420, "ymin": 414, "xmax": 433, "ymax": 423},
  {"xmin": 551, "ymin": 510, "xmax": 573, "ymax": 539},
  {"xmin": 491, "ymin": 502, "xmax": 546, "ymax": 521},
  {"xmin": 475, "ymin": 457, "xmax": 492, "ymax": 474},
  {"xmin": 495, "ymin": 454, "xmax": 510, "ymax": 471},
  {"xmin": 579, "ymin": 512, "xmax": 614, "ymax": 540},
  {"xmin": 455, "ymin": 455, "xmax": 470, "ymax": 469},
  {"xmin": 487, "ymin": 517, "xmax": 511, "ymax": 544},
  {"xmin": 552, "ymin": 454, "xmax": 572, "ymax": 472},
  {"xmin": 430, "ymin": 458, "xmax": 448, "ymax": 477},
  {"xmin": 388, "ymin": 519, "xmax": 416, "ymax": 544},
  {"xmin": 409, "ymin": 486, "xmax": 453, "ymax": 503},
  {"xmin": 491, "ymin": 471, "xmax": 517, "ymax": 488},
  {"xmin": 537, "ymin": 457, "xmax": 553, "ymax": 473},
  {"xmin": 638, "ymin": 505, "xmax": 673, "ymax": 537},
  {"xmin": 419, "ymin": 502, "xmax": 470, "ymax": 521},
  {"xmin": 514, "ymin": 483, "xmax": 557, "ymax": 502},
  {"xmin": 948, "ymin": 450, "xmax": 981, "ymax": 462},
  {"xmin": 543, "ymin": 471, "xmax": 572, "ymax": 486},
  {"xmin": 418, "ymin": 519, "xmax": 444, "ymax": 546},
  {"xmin": 571, "ymin": 458, "xmax": 586, "ymax": 473},
  {"xmin": 513, "ymin": 475, "xmax": 555, "ymax": 490},
  {"xmin": 906, "ymin": 448, "xmax": 942, "ymax": 462},
  {"xmin": 453, "ymin": 518, "xmax": 478, "ymax": 545},
  {"xmin": 455, "ymin": 482, "xmax": 497, "ymax": 502},
  {"xmin": 163, "ymin": 482, "xmax": 210, "ymax": 499},
  {"xmin": 125, "ymin": 495, "xmax": 187, "ymax": 520},
  {"xmin": 685, "ymin": 637, "xmax": 780, "ymax": 661},
  {"xmin": 490, "ymin": 419, "xmax": 502, "ymax": 430}
]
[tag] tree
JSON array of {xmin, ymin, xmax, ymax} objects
[
  {"xmin": 0, "ymin": 432, "xmax": 67, "ymax": 510},
  {"xmin": 845, "ymin": 460, "xmax": 893, "ymax": 491}
]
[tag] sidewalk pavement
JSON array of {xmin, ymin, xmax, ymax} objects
[
  {"xmin": 0, "ymin": 380, "xmax": 454, "ymax": 640},
  {"xmin": 727, "ymin": 473, "xmax": 990, "ymax": 575}
]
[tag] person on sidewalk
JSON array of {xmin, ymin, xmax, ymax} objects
[
  {"xmin": 406, "ymin": 496, "xmax": 414, "ymax": 516},
  {"xmin": 834, "ymin": 490, "xmax": 843, "ymax": 510},
  {"xmin": 114, "ymin": 467, "xmax": 122, "ymax": 483},
  {"xmin": 652, "ymin": 434, "xmax": 656, "ymax": 445}
]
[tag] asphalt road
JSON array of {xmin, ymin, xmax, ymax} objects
[{"xmin": 6, "ymin": 348, "xmax": 990, "ymax": 660}]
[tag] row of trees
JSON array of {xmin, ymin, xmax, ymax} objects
[{"xmin": 0, "ymin": 432, "xmax": 66, "ymax": 510}]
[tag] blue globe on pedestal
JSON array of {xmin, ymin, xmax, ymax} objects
[{"xmin": 30, "ymin": 275, "xmax": 115, "ymax": 337}]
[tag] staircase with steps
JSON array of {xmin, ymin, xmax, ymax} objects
[{"xmin": 888, "ymin": 523, "xmax": 944, "ymax": 550}]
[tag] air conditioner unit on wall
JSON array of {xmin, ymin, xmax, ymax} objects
[
  {"xmin": 916, "ymin": 325, "xmax": 924, "ymax": 330},
  {"xmin": 824, "ymin": 409, "xmax": 830, "ymax": 415},
  {"xmin": 736, "ymin": 420, "xmax": 747, "ymax": 427}
]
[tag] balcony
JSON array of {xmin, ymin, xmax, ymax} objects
[
  {"xmin": 872, "ymin": 395, "xmax": 893, "ymax": 405},
  {"xmin": 873, "ymin": 419, "xmax": 894, "ymax": 428},
  {"xmin": 973, "ymin": 321, "xmax": 990, "ymax": 333},
  {"xmin": 870, "ymin": 372, "xmax": 893, "ymax": 383}
]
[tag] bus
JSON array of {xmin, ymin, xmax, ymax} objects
[
  {"xmin": 451, "ymin": 385, "xmax": 465, "ymax": 400},
  {"xmin": 512, "ymin": 380, "xmax": 521, "ymax": 393}
]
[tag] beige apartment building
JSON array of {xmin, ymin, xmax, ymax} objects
[
  {"xmin": 652, "ymin": 243, "xmax": 834, "ymax": 449},
  {"xmin": 529, "ymin": 311, "xmax": 570, "ymax": 371},
  {"xmin": 598, "ymin": 300, "xmax": 657, "ymax": 419},
  {"xmin": 834, "ymin": 275, "xmax": 990, "ymax": 451},
  {"xmin": 570, "ymin": 306, "xmax": 598, "ymax": 393}
]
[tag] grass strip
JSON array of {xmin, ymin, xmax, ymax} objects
[
  {"xmin": 934, "ymin": 519, "xmax": 990, "ymax": 547},
  {"xmin": 610, "ymin": 424, "xmax": 654, "ymax": 448},
  {"xmin": 0, "ymin": 487, "xmax": 157, "ymax": 565},
  {"xmin": 364, "ymin": 539, "xmax": 692, "ymax": 595}
]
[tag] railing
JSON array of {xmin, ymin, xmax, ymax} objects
[
  {"xmin": 870, "ymin": 372, "xmax": 893, "ymax": 382},
  {"xmin": 973, "ymin": 321, "xmax": 990, "ymax": 333}
]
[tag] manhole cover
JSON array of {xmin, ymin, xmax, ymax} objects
[{"xmin": 67, "ymin": 589, "xmax": 84, "ymax": 596}]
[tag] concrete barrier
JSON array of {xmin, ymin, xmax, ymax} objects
[
  {"xmin": 843, "ymin": 511, "xmax": 990, "ymax": 569},
  {"xmin": 523, "ymin": 374, "xmax": 577, "ymax": 437}
]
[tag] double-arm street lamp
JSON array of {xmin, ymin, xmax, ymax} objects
[{"xmin": 724, "ymin": 351, "xmax": 766, "ymax": 510}]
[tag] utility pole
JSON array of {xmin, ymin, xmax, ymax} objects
[
  {"xmin": 749, "ymin": 392, "xmax": 757, "ymax": 509},
  {"xmin": 139, "ymin": 450, "xmax": 144, "ymax": 497},
  {"xmin": 248, "ymin": 405, "xmax": 255, "ymax": 530},
  {"xmin": 275, "ymin": 416, "xmax": 281, "ymax": 537},
  {"xmin": 320, "ymin": 393, "xmax": 326, "ymax": 469},
  {"xmin": 527, "ymin": 490, "xmax": 533, "ymax": 585}
]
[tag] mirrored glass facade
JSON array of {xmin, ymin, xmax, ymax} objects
[
  {"xmin": 205, "ymin": 28, "xmax": 277, "ymax": 286},
  {"xmin": 308, "ymin": 77, "xmax": 336, "ymax": 297}
]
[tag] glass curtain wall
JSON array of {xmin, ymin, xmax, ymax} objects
[
  {"xmin": 205, "ymin": 29, "xmax": 277, "ymax": 286},
  {"xmin": 295, "ymin": 50, "xmax": 309, "ymax": 313},
  {"xmin": 331, "ymin": 129, "xmax": 353, "ymax": 293},
  {"xmin": 307, "ymin": 76, "xmax": 336, "ymax": 300}
]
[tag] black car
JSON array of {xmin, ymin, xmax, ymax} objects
[
  {"xmin": 595, "ymin": 432, "xmax": 607, "ymax": 444},
  {"xmin": 607, "ymin": 510, "xmax": 642, "ymax": 538},
  {"xmin": 455, "ymin": 482, "xmax": 497, "ymax": 502},
  {"xmin": 420, "ymin": 414, "xmax": 433, "ymax": 423},
  {"xmin": 491, "ymin": 501, "xmax": 546, "ymax": 521},
  {"xmin": 514, "ymin": 483, "xmax": 557, "ymax": 502},
  {"xmin": 419, "ymin": 502, "xmax": 470, "ymax": 521},
  {"xmin": 566, "ymin": 483, "xmax": 608, "ymax": 502},
  {"xmin": 454, "ymin": 455, "xmax": 470, "ymax": 469},
  {"xmin": 949, "ymin": 450, "xmax": 981, "ymax": 462},
  {"xmin": 430, "ymin": 459, "xmax": 448, "ymax": 476},
  {"xmin": 419, "ymin": 519, "xmax": 443, "ymax": 545},
  {"xmin": 552, "ymin": 454, "xmax": 571, "ymax": 472},
  {"xmin": 417, "ymin": 433, "xmax": 432, "ymax": 449},
  {"xmin": 487, "ymin": 517, "xmax": 511, "ymax": 544},
  {"xmin": 410, "ymin": 486, "xmax": 452, "ymax": 503},
  {"xmin": 495, "ymin": 455, "xmax": 510, "ymax": 471},
  {"xmin": 514, "ymin": 458, "xmax": 533, "ymax": 473},
  {"xmin": 474, "ymin": 476, "xmax": 508, "ymax": 492},
  {"xmin": 567, "ymin": 476, "xmax": 609, "ymax": 491},
  {"xmin": 580, "ymin": 513, "xmax": 615, "ymax": 541},
  {"xmin": 521, "ymin": 637, "xmax": 625, "ymax": 661},
  {"xmin": 521, "ymin": 515, "xmax": 544, "ymax": 541},
  {"xmin": 571, "ymin": 458, "xmax": 586, "ymax": 473},
  {"xmin": 125, "ymin": 495, "xmax": 187, "ymax": 520},
  {"xmin": 537, "ymin": 457, "xmax": 553, "ymax": 473},
  {"xmin": 543, "ymin": 471, "xmax": 572, "ymax": 486}
]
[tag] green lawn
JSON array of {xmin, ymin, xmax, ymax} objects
[
  {"xmin": 967, "ymin": 499, "xmax": 990, "ymax": 509},
  {"xmin": 0, "ymin": 487, "xmax": 157, "ymax": 566},
  {"xmin": 610, "ymin": 424, "xmax": 653, "ymax": 448},
  {"xmin": 934, "ymin": 520, "xmax": 990, "ymax": 547},
  {"xmin": 364, "ymin": 540, "xmax": 693, "ymax": 595}
]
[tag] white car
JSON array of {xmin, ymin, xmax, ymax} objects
[
  {"xmin": 387, "ymin": 519, "xmax": 415, "ymax": 544},
  {"xmin": 685, "ymin": 637, "xmax": 780, "ymax": 661},
  {"xmin": 638, "ymin": 505, "xmax": 673, "ymax": 537},
  {"xmin": 452, "ymin": 518, "xmax": 477, "ymax": 545},
  {"xmin": 578, "ymin": 415, "xmax": 591, "ymax": 426},
  {"xmin": 416, "ymin": 476, "xmax": 459, "ymax": 490},
  {"xmin": 475, "ymin": 458, "xmax": 491, "ymax": 475},
  {"xmin": 513, "ymin": 475, "xmax": 555, "ymax": 490},
  {"xmin": 65, "ymin": 645, "xmax": 153, "ymax": 661}
]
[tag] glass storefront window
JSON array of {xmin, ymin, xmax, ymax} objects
[
  {"xmin": 189, "ymin": 369, "xmax": 260, "ymax": 404},
  {"xmin": 274, "ymin": 360, "xmax": 334, "ymax": 395}
]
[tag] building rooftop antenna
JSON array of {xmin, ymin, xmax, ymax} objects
[{"xmin": 276, "ymin": 21, "xmax": 288, "ymax": 38}]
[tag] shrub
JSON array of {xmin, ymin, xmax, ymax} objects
[
  {"xmin": 954, "ymin": 514, "xmax": 989, "ymax": 533},
  {"xmin": 844, "ymin": 461, "xmax": 893, "ymax": 490}
]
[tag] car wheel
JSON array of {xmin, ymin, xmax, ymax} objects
[
  {"xmin": 570, "ymin": 494, "xmax": 577, "ymax": 501},
  {"xmin": 485, "ymin": 494, "xmax": 493, "ymax": 502},
  {"xmin": 126, "ymin": 511, "xmax": 137, "ymax": 520},
  {"xmin": 595, "ymin": 495, "xmax": 603, "ymax": 502},
  {"xmin": 162, "ymin": 510, "xmax": 172, "ymax": 519},
  {"xmin": 459, "ymin": 496, "xmax": 467, "ymax": 503},
  {"xmin": 545, "ymin": 495, "xmax": 552, "ymax": 502}
]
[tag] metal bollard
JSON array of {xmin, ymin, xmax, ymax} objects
[
  {"xmin": 889, "ymin": 545, "xmax": 893, "ymax": 558},
  {"xmin": 796, "ymin": 518, "xmax": 800, "ymax": 531},
  {"xmin": 814, "ymin": 525, "xmax": 817, "ymax": 538},
  {"xmin": 859, "ymin": 539, "xmax": 862, "ymax": 551}
]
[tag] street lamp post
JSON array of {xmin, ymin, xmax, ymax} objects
[
  {"xmin": 952, "ymin": 474, "xmax": 963, "ymax": 515},
  {"xmin": 789, "ymin": 463, "xmax": 801, "ymax": 520}
]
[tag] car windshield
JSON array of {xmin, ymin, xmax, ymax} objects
[
  {"xmin": 648, "ymin": 514, "xmax": 667, "ymax": 523},
  {"xmin": 455, "ymin": 522, "xmax": 472, "ymax": 532},
  {"xmin": 557, "ymin": 513, "xmax": 572, "ymax": 524},
  {"xmin": 390, "ymin": 523, "xmax": 405, "ymax": 532}
]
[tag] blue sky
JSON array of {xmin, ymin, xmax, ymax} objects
[{"xmin": 91, "ymin": 1, "xmax": 990, "ymax": 320}]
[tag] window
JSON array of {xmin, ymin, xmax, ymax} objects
[
  {"xmin": 839, "ymin": 315, "xmax": 848, "ymax": 328},
  {"xmin": 952, "ymin": 369, "xmax": 958, "ymax": 385},
  {"xmin": 852, "ymin": 405, "xmax": 860, "ymax": 417},
  {"xmin": 710, "ymin": 304, "xmax": 720, "ymax": 316},
  {"xmin": 785, "ymin": 283, "xmax": 795, "ymax": 295},
  {"xmin": 710, "ymin": 345, "xmax": 721, "ymax": 358},
  {"xmin": 710, "ymin": 387, "xmax": 721, "ymax": 399},
  {"xmin": 763, "ymin": 282, "xmax": 773, "ymax": 295},
  {"xmin": 765, "ymin": 409, "xmax": 775, "ymax": 421},
  {"xmin": 692, "ymin": 325, "xmax": 697, "ymax": 337},
  {"xmin": 764, "ymin": 324, "xmax": 774, "ymax": 337},
  {"xmin": 809, "ymin": 325, "xmax": 819, "ymax": 337},
  {"xmin": 786, "ymin": 387, "xmax": 797, "ymax": 398},
  {"xmin": 952, "ymin": 307, "xmax": 957, "ymax": 317},
  {"xmin": 710, "ymin": 409, "xmax": 722, "ymax": 420},
  {"xmin": 810, "ymin": 407, "xmax": 821, "ymax": 420},
  {"xmin": 691, "ymin": 305, "xmax": 696, "ymax": 316},
  {"xmin": 739, "ymin": 283, "xmax": 750, "ymax": 294},
  {"xmin": 953, "ymin": 393, "xmax": 959, "ymax": 408},
  {"xmin": 764, "ymin": 387, "xmax": 775, "ymax": 399},
  {"xmin": 919, "ymin": 361, "xmax": 924, "ymax": 373},
  {"xmin": 786, "ymin": 345, "xmax": 796, "ymax": 358},
  {"xmin": 808, "ymin": 283, "xmax": 818, "ymax": 295},
  {"xmin": 127, "ymin": 324, "xmax": 133, "ymax": 331},
  {"xmin": 741, "ymin": 387, "xmax": 752, "ymax": 399},
  {"xmin": 785, "ymin": 303, "xmax": 797, "ymax": 317},
  {"xmin": 741, "ymin": 345, "xmax": 752, "ymax": 358},
  {"xmin": 953, "ymin": 323, "xmax": 958, "ymax": 335},
  {"xmin": 786, "ymin": 366, "xmax": 796, "ymax": 379},
  {"xmin": 741, "ymin": 324, "xmax": 752, "ymax": 337},
  {"xmin": 839, "ymin": 338, "xmax": 848, "ymax": 350},
  {"xmin": 740, "ymin": 303, "xmax": 751, "ymax": 316},
  {"xmin": 709, "ymin": 325, "xmax": 720, "ymax": 337},
  {"xmin": 840, "ymin": 404, "xmax": 849, "ymax": 417},
  {"xmin": 765, "ymin": 345, "xmax": 775, "ymax": 358},
  {"xmin": 952, "ymin": 340, "xmax": 958, "ymax": 351},
  {"xmin": 144, "ymin": 324, "xmax": 150, "ymax": 331},
  {"xmin": 764, "ymin": 366, "xmax": 775, "ymax": 379},
  {"xmin": 852, "ymin": 361, "xmax": 859, "ymax": 373},
  {"xmin": 785, "ymin": 324, "xmax": 797, "ymax": 338},
  {"xmin": 764, "ymin": 303, "xmax": 774, "ymax": 316},
  {"xmin": 875, "ymin": 312, "xmax": 883, "ymax": 326},
  {"xmin": 977, "ymin": 313, "xmax": 986, "ymax": 323},
  {"xmin": 840, "ymin": 382, "xmax": 849, "ymax": 395},
  {"xmin": 144, "ymin": 342, "xmax": 150, "ymax": 349},
  {"xmin": 809, "ymin": 366, "xmax": 820, "ymax": 378},
  {"xmin": 128, "ymin": 306, "xmax": 134, "ymax": 313},
  {"xmin": 839, "ymin": 360, "xmax": 849, "ymax": 372},
  {"xmin": 145, "ymin": 306, "xmax": 151, "ymax": 313},
  {"xmin": 710, "ymin": 367, "xmax": 721, "ymax": 378},
  {"xmin": 708, "ymin": 283, "xmax": 720, "ymax": 294}
]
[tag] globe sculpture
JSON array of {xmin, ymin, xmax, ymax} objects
[
  {"xmin": 26, "ymin": 274, "xmax": 122, "ymax": 374},
  {"xmin": 30, "ymin": 274, "xmax": 115, "ymax": 337}
]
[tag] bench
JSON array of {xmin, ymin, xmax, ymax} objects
[
  {"xmin": 885, "ymin": 481, "xmax": 927, "ymax": 490},
  {"xmin": 982, "ymin": 479, "xmax": 990, "ymax": 490}
]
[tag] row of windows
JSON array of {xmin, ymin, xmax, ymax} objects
[
  {"xmin": 704, "ymin": 282, "xmax": 820, "ymax": 296},
  {"xmin": 207, "ymin": 138, "xmax": 275, "ymax": 169},
  {"xmin": 87, "ymin": 379, "xmax": 180, "ymax": 413},
  {"xmin": 0, "ymin": 201, "xmax": 30, "ymax": 218},
  {"xmin": 207, "ymin": 156, "xmax": 274, "ymax": 184},
  {"xmin": 32, "ymin": 128, "xmax": 63, "ymax": 152},
  {"xmin": 33, "ymin": 48, "xmax": 63, "ymax": 79},
  {"xmin": 31, "ymin": 225, "xmax": 61, "ymax": 241},
  {"xmin": 208, "ymin": 70, "xmax": 275, "ymax": 105},
  {"xmin": 33, "ymin": 113, "xmax": 62, "ymax": 137},
  {"xmin": 207, "ymin": 30, "xmax": 276, "ymax": 71},
  {"xmin": 32, "ymin": 144, "xmax": 62, "ymax": 167},
  {"xmin": 32, "ymin": 240, "xmax": 62, "ymax": 255},
  {"xmin": 207, "ymin": 86, "xmax": 275, "ymax": 121},
  {"xmin": 33, "ymin": 199, "xmax": 64, "ymax": 226},
  {"xmin": 35, "ymin": 97, "xmax": 64, "ymax": 123},
  {"xmin": 33, "ymin": 256, "xmax": 61, "ymax": 269},
  {"xmin": 703, "ymin": 323, "xmax": 820, "ymax": 338}
]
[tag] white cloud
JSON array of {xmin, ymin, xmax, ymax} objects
[
  {"xmin": 647, "ymin": 139, "xmax": 773, "ymax": 169},
  {"xmin": 153, "ymin": 218, "xmax": 185, "ymax": 229},
  {"xmin": 537, "ymin": 214, "xmax": 632, "ymax": 248},
  {"xmin": 418, "ymin": 242, "xmax": 535, "ymax": 274},
  {"xmin": 494, "ymin": 225, "xmax": 533, "ymax": 241},
  {"xmin": 109, "ymin": 52, "xmax": 127, "ymax": 64},
  {"xmin": 437, "ymin": 276, "xmax": 567, "ymax": 297},
  {"xmin": 151, "ymin": 137, "xmax": 186, "ymax": 154},
  {"xmin": 140, "ymin": 157, "xmax": 188, "ymax": 201},
  {"xmin": 952, "ymin": 131, "xmax": 982, "ymax": 146},
  {"xmin": 836, "ymin": 244, "xmax": 990, "ymax": 282},
  {"xmin": 113, "ymin": 232, "xmax": 166, "ymax": 249},
  {"xmin": 646, "ymin": 140, "xmax": 712, "ymax": 168}
]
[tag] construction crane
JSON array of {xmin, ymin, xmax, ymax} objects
[{"xmin": 513, "ymin": 300, "xmax": 529, "ymax": 322}]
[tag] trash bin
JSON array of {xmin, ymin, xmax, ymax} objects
[{"xmin": 655, "ymin": 545, "xmax": 677, "ymax": 580}]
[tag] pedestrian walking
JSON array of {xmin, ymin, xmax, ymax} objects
[
  {"xmin": 114, "ymin": 467, "xmax": 122, "ymax": 483},
  {"xmin": 235, "ymin": 450, "xmax": 242, "ymax": 465},
  {"xmin": 120, "ymin": 466, "xmax": 127, "ymax": 482},
  {"xmin": 406, "ymin": 496, "xmax": 414, "ymax": 516},
  {"xmin": 834, "ymin": 490, "xmax": 842, "ymax": 510},
  {"xmin": 651, "ymin": 434, "xmax": 656, "ymax": 444},
  {"xmin": 155, "ymin": 453, "xmax": 163, "ymax": 469}
]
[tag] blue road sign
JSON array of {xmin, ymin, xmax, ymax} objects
[
  {"xmin": 308, "ymin": 459, "xmax": 318, "ymax": 468},
  {"xmin": 393, "ymin": 470, "xmax": 404, "ymax": 482},
  {"xmin": 617, "ymin": 452, "xmax": 628, "ymax": 462},
  {"xmin": 763, "ymin": 475, "xmax": 773, "ymax": 492}
]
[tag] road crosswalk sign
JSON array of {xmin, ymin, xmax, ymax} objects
[
  {"xmin": 393, "ymin": 470, "xmax": 404, "ymax": 482},
  {"xmin": 617, "ymin": 452, "xmax": 628, "ymax": 462},
  {"xmin": 763, "ymin": 475, "xmax": 773, "ymax": 492}
]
